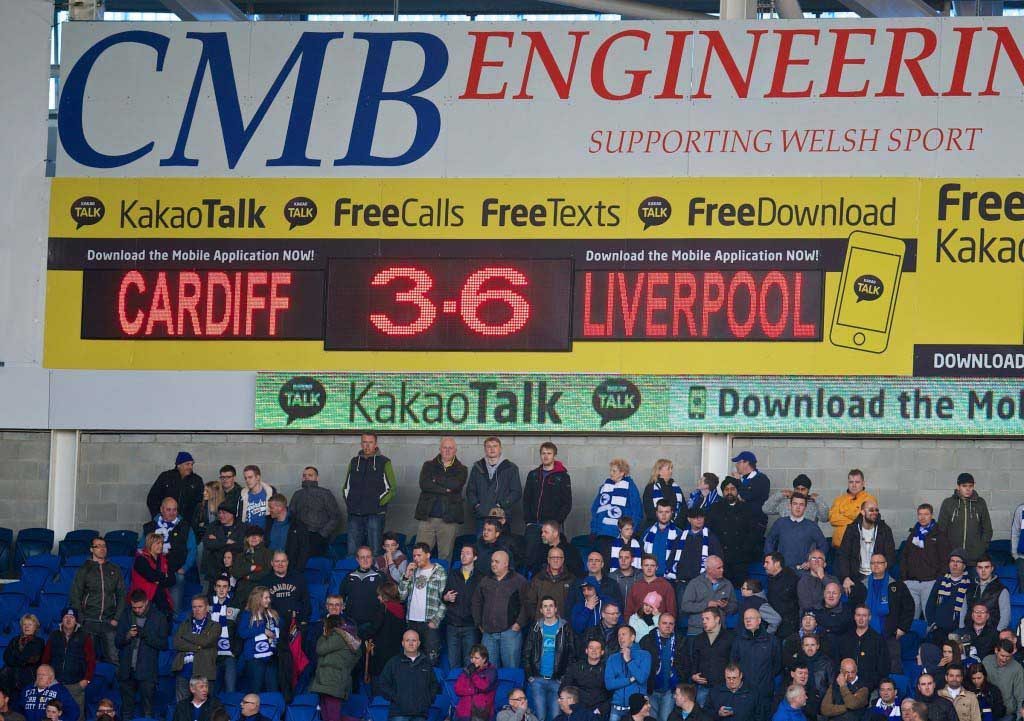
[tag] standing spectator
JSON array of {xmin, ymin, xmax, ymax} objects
[
  {"xmin": 147, "ymin": 452, "xmax": 204, "ymax": 525},
  {"xmin": 938, "ymin": 473, "xmax": 993, "ymax": 567},
  {"xmin": 131, "ymin": 533, "xmax": 174, "ymax": 619},
  {"xmin": 610, "ymin": 519, "xmax": 643, "ymax": 573},
  {"xmin": 800, "ymin": 636, "xmax": 835, "ymax": 717},
  {"xmin": 966, "ymin": 663, "xmax": 1006, "ymax": 721},
  {"xmin": 901, "ymin": 503, "xmax": 952, "ymax": 620},
  {"xmin": 477, "ymin": 519, "xmax": 517, "ymax": 574},
  {"xmin": 172, "ymin": 596, "xmax": 219, "ymax": 701},
  {"xmin": 772, "ymin": 686, "xmax": 807, "ymax": 721},
  {"xmin": 264, "ymin": 494, "xmax": 310, "ymax": 571},
  {"xmin": 377, "ymin": 532, "xmax": 410, "ymax": 584},
  {"xmin": 939, "ymin": 665, "xmax": 983, "ymax": 721},
  {"xmin": 730, "ymin": 452, "xmax": 770, "ymax": 542},
  {"xmin": 471, "ymin": 550, "xmax": 529, "ymax": 668},
  {"xmin": 415, "ymin": 437, "xmax": 468, "ymax": 563},
  {"xmin": 468, "ymin": 437, "xmax": 523, "ymax": 533},
  {"xmin": 142, "ymin": 498, "xmax": 196, "ymax": 614},
  {"xmin": 219, "ymin": 466, "xmax": 243, "ymax": 519},
  {"xmin": 308, "ymin": 614, "xmax": 361, "ymax": 721},
  {"xmin": 378, "ymin": 630, "xmax": 440, "ymax": 721},
  {"xmin": 819, "ymin": 659, "xmax": 868, "ymax": 721},
  {"xmin": 611, "ymin": 548, "xmax": 640, "ymax": 601},
  {"xmin": 797, "ymin": 550, "xmax": 836, "ymax": 614},
  {"xmin": 763, "ymin": 475, "xmax": 821, "ymax": 523},
  {"xmin": 170, "ymin": 677, "xmax": 222, "ymax": 721},
  {"xmin": 706, "ymin": 479, "xmax": 757, "ymax": 587},
  {"xmin": 670, "ymin": 684, "xmax": 711, "ymax": 721},
  {"xmin": 561, "ymin": 639, "xmax": 611, "ymax": 718},
  {"xmin": 927, "ymin": 551, "xmax": 975, "ymax": 643},
  {"xmin": 41, "ymin": 610, "xmax": 94, "ymax": 720},
  {"xmin": 782, "ymin": 613, "xmax": 826, "ymax": 671},
  {"xmin": 827, "ymin": 470, "xmax": 877, "ymax": 550},
  {"xmin": 642, "ymin": 460, "xmax": 685, "ymax": 529},
  {"xmin": 641, "ymin": 501, "xmax": 685, "ymax": 579},
  {"xmin": 691, "ymin": 607, "xmax": 735, "ymax": 708},
  {"xmin": 835, "ymin": 607, "xmax": 889, "ymax": 692},
  {"xmin": 70, "ymin": 537, "xmax": 124, "ymax": 668},
  {"xmin": 236, "ymin": 587, "xmax": 280, "ymax": 693},
  {"xmin": 731, "ymin": 609, "xmax": 780, "ymax": 721},
  {"xmin": 444, "ymin": 543, "xmax": 483, "ymax": 669},
  {"xmin": 764, "ymin": 495, "xmax": 828, "ymax": 570},
  {"xmin": 231, "ymin": 526, "xmax": 272, "ymax": 606},
  {"xmin": 707, "ymin": 665, "xmax": 756, "ymax": 721},
  {"xmin": 764, "ymin": 553, "xmax": 800, "ymax": 639},
  {"xmin": 193, "ymin": 482, "xmax": 225, "ymax": 557},
  {"xmin": 344, "ymin": 433, "xmax": 396, "ymax": 557},
  {"xmin": 959, "ymin": 604, "xmax": 1000, "ymax": 664},
  {"xmin": 398, "ymin": 542, "xmax": 447, "ymax": 664},
  {"xmin": 240, "ymin": 466, "xmax": 277, "ymax": 526},
  {"xmin": 453, "ymin": 645, "xmax": 498, "ymax": 721},
  {"xmin": 364, "ymin": 584, "xmax": 407, "ymax": 696},
  {"xmin": 498, "ymin": 690, "xmax": 540, "ymax": 721},
  {"xmin": 679, "ymin": 556, "xmax": 737, "ymax": 636},
  {"xmin": 836, "ymin": 501, "xmax": 896, "ymax": 595},
  {"xmin": 532, "ymin": 522, "xmax": 584, "ymax": 578},
  {"xmin": 208, "ymin": 575, "xmax": 238, "ymax": 693},
  {"xmin": 581, "ymin": 603, "xmax": 625, "ymax": 651},
  {"xmin": 626, "ymin": 556, "xmax": 677, "ymax": 620},
  {"xmin": 526, "ymin": 547, "xmax": 577, "ymax": 621},
  {"xmin": 289, "ymin": 466, "xmax": 342, "ymax": 558},
  {"xmin": 848, "ymin": 554, "xmax": 913, "ymax": 674},
  {"xmin": 605, "ymin": 626, "xmax": 652, "ymax": 721},
  {"xmin": 524, "ymin": 443, "xmax": 573, "ymax": 569},
  {"xmin": 815, "ymin": 583, "xmax": 852, "ymax": 643},
  {"xmin": 968, "ymin": 556, "xmax": 1011, "ymax": 632},
  {"xmin": 238, "ymin": 695, "xmax": 270, "ymax": 721},
  {"xmin": 982, "ymin": 641, "xmax": 1023, "ymax": 721},
  {"xmin": 524, "ymin": 598, "xmax": 576, "ymax": 721},
  {"xmin": 1, "ymin": 614, "xmax": 44, "ymax": 696},
  {"xmin": 258, "ymin": 551, "xmax": 311, "ymax": 630},
  {"xmin": 688, "ymin": 473, "xmax": 722, "ymax": 514},
  {"xmin": 674, "ymin": 509, "xmax": 724, "ymax": 589},
  {"xmin": 639, "ymin": 614, "xmax": 686, "ymax": 721},
  {"xmin": 115, "ymin": 589, "xmax": 167, "ymax": 719},
  {"xmin": 21, "ymin": 666, "xmax": 78, "ymax": 721},
  {"xmin": 201, "ymin": 503, "xmax": 244, "ymax": 585},
  {"xmin": 738, "ymin": 581, "xmax": 782, "ymax": 636},
  {"xmin": 339, "ymin": 546, "xmax": 384, "ymax": 636},
  {"xmin": 1011, "ymin": 499, "xmax": 1024, "ymax": 594},
  {"xmin": 592, "ymin": 460, "xmax": 643, "ymax": 544},
  {"xmin": 901, "ymin": 700, "xmax": 930, "ymax": 721}
]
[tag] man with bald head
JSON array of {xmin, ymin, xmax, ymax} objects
[
  {"xmin": 239, "ymin": 694, "xmax": 270, "ymax": 721},
  {"xmin": 472, "ymin": 549, "xmax": 529, "ymax": 668},
  {"xmin": 379, "ymin": 630, "xmax": 440, "ymax": 721},
  {"xmin": 820, "ymin": 659, "xmax": 868, "ymax": 721},
  {"xmin": 142, "ymin": 496, "xmax": 196, "ymax": 623},
  {"xmin": 731, "ymin": 608, "xmax": 780, "ymax": 721},
  {"xmin": 415, "ymin": 436, "xmax": 468, "ymax": 562},
  {"xmin": 21, "ymin": 666, "xmax": 78, "ymax": 721},
  {"xmin": 678, "ymin": 556, "xmax": 737, "ymax": 636}
]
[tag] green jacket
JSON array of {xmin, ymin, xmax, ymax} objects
[
  {"xmin": 937, "ymin": 490, "xmax": 993, "ymax": 564},
  {"xmin": 172, "ymin": 617, "xmax": 221, "ymax": 680},
  {"xmin": 70, "ymin": 560, "xmax": 126, "ymax": 623},
  {"xmin": 308, "ymin": 630, "xmax": 360, "ymax": 699}
]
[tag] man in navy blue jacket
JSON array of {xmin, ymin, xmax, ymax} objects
[{"xmin": 116, "ymin": 589, "xmax": 168, "ymax": 719}]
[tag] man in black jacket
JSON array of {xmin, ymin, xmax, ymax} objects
[
  {"xmin": 958, "ymin": 602, "xmax": 1000, "ymax": 662},
  {"xmin": 706, "ymin": 481, "xmax": 756, "ymax": 587},
  {"xmin": 171, "ymin": 676, "xmax": 223, "ymax": 721},
  {"xmin": 258, "ymin": 551, "xmax": 310, "ymax": 630},
  {"xmin": 669, "ymin": 684, "xmax": 712, "ymax": 721},
  {"xmin": 339, "ymin": 547, "xmax": 383, "ymax": 636},
  {"xmin": 568, "ymin": 552, "xmax": 622, "ymax": 610},
  {"xmin": 415, "ymin": 437, "xmax": 468, "ymax": 564},
  {"xmin": 524, "ymin": 443, "xmax": 573, "ymax": 572},
  {"xmin": 443, "ymin": 543, "xmax": 482, "ymax": 668},
  {"xmin": 690, "ymin": 607, "xmax": 735, "ymax": 709},
  {"xmin": 116, "ymin": 590, "xmax": 168, "ymax": 719},
  {"xmin": 561, "ymin": 639, "xmax": 610, "ymax": 718},
  {"xmin": 524, "ymin": 598, "xmax": 577, "ymax": 721},
  {"xmin": 765, "ymin": 553, "xmax": 800, "ymax": 639},
  {"xmin": 239, "ymin": 694, "xmax": 272, "ymax": 721},
  {"xmin": 848, "ymin": 554, "xmax": 913, "ymax": 673},
  {"xmin": 378, "ymin": 630, "xmax": 440, "ymax": 720},
  {"xmin": 467, "ymin": 437, "xmax": 523, "ymax": 533},
  {"xmin": 836, "ymin": 503, "xmax": 897, "ymax": 596},
  {"xmin": 834, "ymin": 606, "xmax": 889, "ymax": 692},
  {"xmin": 201, "ymin": 503, "xmax": 245, "ymax": 581},
  {"xmin": 915, "ymin": 674, "xmax": 958, "ymax": 721},
  {"xmin": 147, "ymin": 452, "xmax": 205, "ymax": 525},
  {"xmin": 70, "ymin": 536, "xmax": 125, "ymax": 668},
  {"xmin": 640, "ymin": 614, "xmax": 687, "ymax": 721},
  {"xmin": 531, "ymin": 522, "xmax": 584, "ymax": 579},
  {"xmin": 264, "ymin": 494, "xmax": 310, "ymax": 572},
  {"xmin": 708, "ymin": 665, "xmax": 757, "ymax": 721},
  {"xmin": 581, "ymin": 602, "xmax": 624, "ymax": 652}
]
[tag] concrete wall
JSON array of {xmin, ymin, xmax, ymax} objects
[
  {"xmin": 732, "ymin": 437, "xmax": 1024, "ymax": 543},
  {"xmin": 76, "ymin": 433, "xmax": 703, "ymax": 538},
  {"xmin": 0, "ymin": 431, "xmax": 51, "ymax": 532}
]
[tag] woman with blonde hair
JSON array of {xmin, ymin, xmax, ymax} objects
[
  {"xmin": 590, "ymin": 458, "xmax": 642, "ymax": 542},
  {"xmin": 194, "ymin": 481, "xmax": 224, "ymax": 540},
  {"xmin": 130, "ymin": 532, "xmax": 174, "ymax": 617},
  {"xmin": 236, "ymin": 586, "xmax": 280, "ymax": 692},
  {"xmin": 0, "ymin": 613, "xmax": 44, "ymax": 694},
  {"xmin": 641, "ymin": 459, "xmax": 684, "ymax": 528}
]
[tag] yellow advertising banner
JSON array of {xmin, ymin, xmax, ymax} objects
[{"xmin": 46, "ymin": 177, "xmax": 1024, "ymax": 376}]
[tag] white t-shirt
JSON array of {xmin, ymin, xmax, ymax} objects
[
  {"xmin": 859, "ymin": 526, "xmax": 877, "ymax": 576},
  {"xmin": 408, "ymin": 566, "xmax": 435, "ymax": 623}
]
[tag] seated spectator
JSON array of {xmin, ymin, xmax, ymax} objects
[
  {"xmin": 41, "ymin": 609, "xmax": 94, "ymax": 720},
  {"xmin": 524, "ymin": 599, "xmax": 575, "ymax": 721},
  {"xmin": 476, "ymin": 518, "xmax": 518, "ymax": 574},
  {"xmin": 570, "ymin": 552, "xmax": 622, "ymax": 610},
  {"xmin": 580, "ymin": 601, "xmax": 624, "ymax": 651},
  {"xmin": 626, "ymin": 556, "xmax": 677, "ymax": 620},
  {"xmin": 730, "ymin": 609, "xmax": 780, "ymax": 721},
  {"xmin": 611, "ymin": 548, "xmax": 640, "ymax": 601},
  {"xmin": 960, "ymin": 603, "xmax": 1000, "ymax": 663},
  {"xmin": 116, "ymin": 589, "xmax": 168, "ymax": 719},
  {"xmin": 820, "ymin": 658, "xmax": 868, "ymax": 721},
  {"xmin": 131, "ymin": 533, "xmax": 174, "ymax": 619},
  {"xmin": 836, "ymin": 502, "xmax": 896, "ymax": 595},
  {"xmin": 629, "ymin": 593, "xmax": 662, "ymax": 643},
  {"xmin": 642, "ymin": 460, "xmax": 685, "ymax": 530},
  {"xmin": 288, "ymin": 465, "xmax": 342, "ymax": 558},
  {"xmin": 0, "ymin": 686, "xmax": 26, "ymax": 721},
  {"xmin": 309, "ymin": 614, "xmax": 361, "ymax": 721},
  {"xmin": 916, "ymin": 673, "xmax": 958, "ymax": 721},
  {"xmin": 835, "ymin": 606, "xmax": 889, "ymax": 692},
  {"xmin": 591, "ymin": 460, "xmax": 643, "ymax": 546},
  {"xmin": 690, "ymin": 608, "xmax": 735, "ymax": 709},
  {"xmin": 554, "ymin": 686, "xmax": 592, "ymax": 721},
  {"xmin": 707, "ymin": 664, "xmax": 756, "ymax": 721},
  {"xmin": 444, "ymin": 543, "xmax": 483, "ymax": 669},
  {"xmin": 610, "ymin": 519, "xmax": 643, "ymax": 573},
  {"xmin": 782, "ymin": 613, "xmax": 828, "ymax": 671},
  {"xmin": 236, "ymin": 587, "xmax": 280, "ymax": 693},
  {"xmin": 796, "ymin": 550, "xmax": 836, "ymax": 614},
  {"xmin": 230, "ymin": 526, "xmax": 272, "ymax": 607},
  {"xmin": 264, "ymin": 493, "xmax": 310, "ymax": 571},
  {"xmin": 965, "ymin": 663, "xmax": 1006, "ymax": 721},
  {"xmin": 764, "ymin": 495, "xmax": 828, "ymax": 570},
  {"xmin": 201, "ymin": 503, "xmax": 244, "ymax": 586},
  {"xmin": 669, "ymin": 683, "xmax": 711, "ymax": 721},
  {"xmin": 762, "ymin": 475, "xmax": 820, "ymax": 523},
  {"xmin": 738, "ymin": 580, "xmax": 781, "ymax": 636},
  {"xmin": 814, "ymin": 583, "xmax": 852, "ymax": 643},
  {"xmin": 902, "ymin": 700, "xmax": 929, "ymax": 721},
  {"xmin": 497, "ymin": 689, "xmax": 540, "ymax": 721},
  {"xmin": 237, "ymin": 694, "xmax": 270, "ymax": 721},
  {"xmin": 771, "ymin": 685, "xmax": 807, "ymax": 721},
  {"xmin": 679, "ymin": 556, "xmax": 737, "ymax": 637},
  {"xmin": 605, "ymin": 626, "xmax": 651, "ymax": 721},
  {"xmin": 627, "ymin": 694, "xmax": 652, "ymax": 721},
  {"xmin": 848, "ymin": 553, "xmax": 913, "ymax": 673},
  {"xmin": 864, "ymin": 679, "xmax": 901, "ymax": 721},
  {"xmin": 561, "ymin": 639, "xmax": 611, "ymax": 718},
  {"xmin": 527, "ymin": 547, "xmax": 577, "ymax": 621},
  {"xmin": 94, "ymin": 699, "xmax": 118, "ymax": 721},
  {"xmin": 364, "ymin": 582, "xmax": 406, "ymax": 696},
  {"xmin": 170, "ymin": 676, "xmax": 222, "ymax": 721},
  {"xmin": 927, "ymin": 551, "xmax": 974, "ymax": 644},
  {"xmin": 938, "ymin": 664, "xmax": 982, "ymax": 721},
  {"xmin": 21, "ymin": 666, "xmax": 78, "ymax": 721},
  {"xmin": 764, "ymin": 553, "xmax": 800, "ymax": 639},
  {"xmin": 0, "ymin": 614, "xmax": 45, "ymax": 696},
  {"xmin": 44, "ymin": 699, "xmax": 68, "ymax": 721},
  {"xmin": 968, "ymin": 558, "xmax": 1011, "ymax": 632},
  {"xmin": 378, "ymin": 631, "xmax": 440, "ymax": 721},
  {"xmin": 798, "ymin": 635, "xmax": 834, "ymax": 717},
  {"xmin": 453, "ymin": 645, "xmax": 498, "ymax": 721},
  {"xmin": 376, "ymin": 532, "xmax": 409, "ymax": 584}
]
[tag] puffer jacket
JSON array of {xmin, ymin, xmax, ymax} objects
[
  {"xmin": 454, "ymin": 663, "xmax": 498, "ymax": 721},
  {"xmin": 938, "ymin": 490, "xmax": 993, "ymax": 564}
]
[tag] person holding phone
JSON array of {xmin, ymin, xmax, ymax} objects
[{"xmin": 708, "ymin": 665, "xmax": 755, "ymax": 721}]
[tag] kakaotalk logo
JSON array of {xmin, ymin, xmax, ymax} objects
[
  {"xmin": 278, "ymin": 376, "xmax": 327, "ymax": 425},
  {"xmin": 638, "ymin": 196, "xmax": 671, "ymax": 231},
  {"xmin": 592, "ymin": 378, "xmax": 642, "ymax": 427},
  {"xmin": 70, "ymin": 196, "xmax": 105, "ymax": 229},
  {"xmin": 284, "ymin": 197, "xmax": 317, "ymax": 230}
]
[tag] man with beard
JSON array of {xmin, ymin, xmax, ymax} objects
[
  {"xmin": 836, "ymin": 502, "xmax": 897, "ymax": 596},
  {"xmin": 706, "ymin": 480, "xmax": 756, "ymax": 587}
]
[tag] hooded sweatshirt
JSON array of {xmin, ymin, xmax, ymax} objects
[{"xmin": 524, "ymin": 461, "xmax": 572, "ymax": 525}]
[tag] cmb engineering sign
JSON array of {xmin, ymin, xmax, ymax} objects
[{"xmin": 55, "ymin": 18, "xmax": 1024, "ymax": 178}]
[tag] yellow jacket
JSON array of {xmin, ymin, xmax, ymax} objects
[{"xmin": 828, "ymin": 490, "xmax": 878, "ymax": 547}]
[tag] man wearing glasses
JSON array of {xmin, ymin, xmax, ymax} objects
[
  {"xmin": 219, "ymin": 466, "xmax": 242, "ymax": 518},
  {"xmin": 239, "ymin": 695, "xmax": 270, "ymax": 721},
  {"xmin": 497, "ymin": 690, "xmax": 540, "ymax": 721},
  {"xmin": 70, "ymin": 538, "xmax": 125, "ymax": 669}
]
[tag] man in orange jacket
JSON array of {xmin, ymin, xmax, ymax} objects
[{"xmin": 828, "ymin": 470, "xmax": 877, "ymax": 549}]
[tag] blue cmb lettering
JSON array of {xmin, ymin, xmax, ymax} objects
[{"xmin": 59, "ymin": 31, "xmax": 170, "ymax": 168}]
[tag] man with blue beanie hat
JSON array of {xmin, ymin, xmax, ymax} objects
[{"xmin": 147, "ymin": 451, "xmax": 204, "ymax": 527}]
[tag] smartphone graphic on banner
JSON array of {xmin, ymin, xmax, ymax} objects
[{"xmin": 830, "ymin": 231, "xmax": 905, "ymax": 354}]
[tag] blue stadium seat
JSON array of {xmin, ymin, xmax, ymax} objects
[
  {"xmin": 259, "ymin": 692, "xmax": 286, "ymax": 715},
  {"xmin": 38, "ymin": 592, "xmax": 70, "ymax": 631},
  {"xmin": 291, "ymin": 694, "xmax": 318, "ymax": 708},
  {"xmin": 890, "ymin": 674, "xmax": 911, "ymax": 699},
  {"xmin": 990, "ymin": 540, "xmax": 1013, "ymax": 566},
  {"xmin": 104, "ymin": 530, "xmax": 139, "ymax": 558},
  {"xmin": 497, "ymin": 667, "xmax": 525, "ymax": 688},
  {"xmin": 308, "ymin": 583, "xmax": 327, "ymax": 622},
  {"xmin": 910, "ymin": 619, "xmax": 928, "ymax": 638},
  {"xmin": 284, "ymin": 706, "xmax": 316, "ymax": 721},
  {"xmin": 335, "ymin": 557, "xmax": 359, "ymax": 572},
  {"xmin": 110, "ymin": 555, "xmax": 134, "ymax": 577},
  {"xmin": 570, "ymin": 535, "xmax": 592, "ymax": 556},
  {"xmin": 62, "ymin": 554, "xmax": 88, "ymax": 569},
  {"xmin": 493, "ymin": 680, "xmax": 514, "ymax": 715},
  {"xmin": 24, "ymin": 553, "xmax": 60, "ymax": 574},
  {"xmin": 436, "ymin": 559, "xmax": 450, "ymax": 573},
  {"xmin": 368, "ymin": 698, "xmax": 389, "ymax": 721},
  {"xmin": 14, "ymin": 529, "xmax": 54, "ymax": 567},
  {"xmin": 0, "ymin": 632, "xmax": 16, "ymax": 654},
  {"xmin": 328, "ymin": 534, "xmax": 349, "ymax": 561},
  {"xmin": 18, "ymin": 565, "xmax": 52, "ymax": 604},
  {"xmin": 86, "ymin": 662, "xmax": 116, "ymax": 705},
  {"xmin": 341, "ymin": 693, "xmax": 368, "ymax": 720},
  {"xmin": 52, "ymin": 566, "xmax": 78, "ymax": 592},
  {"xmin": 0, "ymin": 527, "xmax": 13, "ymax": 576},
  {"xmin": 304, "ymin": 557, "xmax": 332, "ymax": 585},
  {"xmin": 59, "ymin": 540, "xmax": 93, "ymax": 566},
  {"xmin": 0, "ymin": 593, "xmax": 29, "ymax": 633},
  {"xmin": 218, "ymin": 692, "xmax": 244, "ymax": 710},
  {"xmin": 900, "ymin": 632, "xmax": 922, "ymax": 663}
]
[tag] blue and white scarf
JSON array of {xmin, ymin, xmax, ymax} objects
[
  {"xmin": 643, "ymin": 523, "xmax": 683, "ymax": 580},
  {"xmin": 872, "ymin": 697, "xmax": 901, "ymax": 718},
  {"xmin": 155, "ymin": 515, "xmax": 179, "ymax": 554},
  {"xmin": 688, "ymin": 488, "xmax": 720, "ymax": 511},
  {"xmin": 183, "ymin": 616, "xmax": 209, "ymax": 666},
  {"xmin": 211, "ymin": 595, "xmax": 233, "ymax": 657},
  {"xmin": 595, "ymin": 480, "xmax": 634, "ymax": 531},
  {"xmin": 609, "ymin": 536, "xmax": 642, "ymax": 570},
  {"xmin": 652, "ymin": 481, "xmax": 685, "ymax": 516},
  {"xmin": 679, "ymin": 528, "xmax": 710, "ymax": 575},
  {"xmin": 654, "ymin": 633, "xmax": 678, "ymax": 691},
  {"xmin": 253, "ymin": 614, "xmax": 278, "ymax": 660},
  {"xmin": 912, "ymin": 520, "xmax": 936, "ymax": 549}
]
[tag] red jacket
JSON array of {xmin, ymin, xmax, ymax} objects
[
  {"xmin": 454, "ymin": 663, "xmax": 497, "ymax": 721},
  {"xmin": 130, "ymin": 550, "xmax": 173, "ymax": 612}
]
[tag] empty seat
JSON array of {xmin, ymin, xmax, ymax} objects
[
  {"xmin": 0, "ymin": 593, "xmax": 29, "ymax": 633},
  {"xmin": 104, "ymin": 530, "xmax": 139, "ymax": 557},
  {"xmin": 14, "ymin": 529, "xmax": 55, "ymax": 567},
  {"xmin": 38, "ymin": 592, "xmax": 70, "ymax": 632},
  {"xmin": 0, "ymin": 527, "xmax": 13, "ymax": 576}
]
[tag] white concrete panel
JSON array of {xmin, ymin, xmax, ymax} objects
[{"xmin": 0, "ymin": 366, "xmax": 51, "ymax": 429}]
